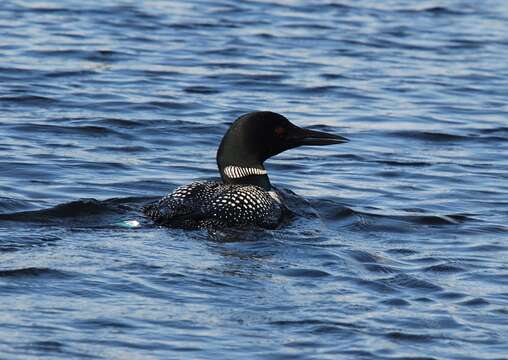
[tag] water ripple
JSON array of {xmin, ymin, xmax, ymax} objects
[{"xmin": 1, "ymin": 0, "xmax": 507, "ymax": 358}]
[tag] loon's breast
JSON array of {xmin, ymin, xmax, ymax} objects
[{"xmin": 142, "ymin": 181, "xmax": 285, "ymax": 229}]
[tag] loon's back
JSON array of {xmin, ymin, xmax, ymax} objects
[{"xmin": 142, "ymin": 181, "xmax": 284, "ymax": 229}]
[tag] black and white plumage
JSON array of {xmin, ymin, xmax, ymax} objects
[
  {"xmin": 143, "ymin": 181, "xmax": 283, "ymax": 229},
  {"xmin": 142, "ymin": 111, "xmax": 348, "ymax": 230}
]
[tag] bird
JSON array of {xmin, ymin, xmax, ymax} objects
[{"xmin": 142, "ymin": 111, "xmax": 348, "ymax": 229}]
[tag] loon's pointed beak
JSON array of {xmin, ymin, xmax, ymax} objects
[{"xmin": 292, "ymin": 127, "xmax": 349, "ymax": 146}]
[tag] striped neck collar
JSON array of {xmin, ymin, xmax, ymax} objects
[{"xmin": 223, "ymin": 165, "xmax": 267, "ymax": 179}]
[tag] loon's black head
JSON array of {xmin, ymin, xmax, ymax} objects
[{"xmin": 217, "ymin": 111, "xmax": 348, "ymax": 190}]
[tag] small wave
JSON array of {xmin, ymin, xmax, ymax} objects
[
  {"xmin": 75, "ymin": 318, "xmax": 137, "ymax": 330},
  {"xmin": 449, "ymin": 39, "xmax": 486, "ymax": 50},
  {"xmin": 389, "ymin": 130, "xmax": 469, "ymax": 142},
  {"xmin": 279, "ymin": 268, "xmax": 331, "ymax": 278},
  {"xmin": 461, "ymin": 244, "xmax": 508, "ymax": 252},
  {"xmin": 380, "ymin": 298, "xmax": 410, "ymax": 306},
  {"xmin": 87, "ymin": 49, "xmax": 132, "ymax": 62},
  {"xmin": 459, "ymin": 297, "xmax": 490, "ymax": 307},
  {"xmin": 316, "ymin": 199, "xmax": 471, "ymax": 231},
  {"xmin": 437, "ymin": 292, "xmax": 467, "ymax": 300},
  {"xmin": 474, "ymin": 127, "xmax": 508, "ymax": 141},
  {"xmin": 403, "ymin": 213, "xmax": 471, "ymax": 225},
  {"xmin": 386, "ymin": 248, "xmax": 419, "ymax": 256},
  {"xmin": 423, "ymin": 263, "xmax": 465, "ymax": 273},
  {"xmin": 298, "ymin": 85, "xmax": 342, "ymax": 94},
  {"xmin": 95, "ymin": 145, "xmax": 148, "ymax": 153},
  {"xmin": 9, "ymin": 123, "xmax": 130, "ymax": 139},
  {"xmin": 0, "ymin": 267, "xmax": 71, "ymax": 279},
  {"xmin": 382, "ymin": 273, "xmax": 442, "ymax": 292},
  {"xmin": 0, "ymin": 67, "xmax": 39, "ymax": 77},
  {"xmin": 0, "ymin": 95, "xmax": 57, "ymax": 106},
  {"xmin": 374, "ymin": 159, "xmax": 433, "ymax": 167},
  {"xmin": 25, "ymin": 49, "xmax": 85, "ymax": 58},
  {"xmin": 385, "ymin": 331, "xmax": 433, "ymax": 342},
  {"xmin": 95, "ymin": 118, "xmax": 146, "ymax": 128},
  {"xmin": 147, "ymin": 101, "xmax": 195, "ymax": 110},
  {"xmin": 346, "ymin": 249, "xmax": 380, "ymax": 264},
  {"xmin": 353, "ymin": 277, "xmax": 398, "ymax": 294},
  {"xmin": 0, "ymin": 199, "xmax": 119, "ymax": 221},
  {"xmin": 382, "ymin": 211, "xmax": 471, "ymax": 226},
  {"xmin": 398, "ymin": 6, "xmax": 467, "ymax": 15},
  {"xmin": 44, "ymin": 70, "xmax": 97, "ymax": 78},
  {"xmin": 184, "ymin": 86, "xmax": 221, "ymax": 94},
  {"xmin": 32, "ymin": 49, "xmax": 135, "ymax": 63},
  {"xmin": 0, "ymin": 197, "xmax": 149, "ymax": 226},
  {"xmin": 0, "ymin": 197, "xmax": 37, "ymax": 213},
  {"xmin": 0, "ymin": 234, "xmax": 61, "ymax": 252},
  {"xmin": 269, "ymin": 319, "xmax": 358, "ymax": 329},
  {"xmin": 478, "ymin": 126, "xmax": 508, "ymax": 135}
]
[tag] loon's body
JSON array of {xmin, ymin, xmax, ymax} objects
[
  {"xmin": 143, "ymin": 181, "xmax": 284, "ymax": 229},
  {"xmin": 142, "ymin": 111, "xmax": 347, "ymax": 229}
]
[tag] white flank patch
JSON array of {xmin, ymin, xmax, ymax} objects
[{"xmin": 224, "ymin": 166, "xmax": 267, "ymax": 179}]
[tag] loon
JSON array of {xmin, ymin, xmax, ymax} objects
[{"xmin": 142, "ymin": 111, "xmax": 348, "ymax": 229}]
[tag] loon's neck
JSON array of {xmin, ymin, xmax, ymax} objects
[
  {"xmin": 218, "ymin": 164, "xmax": 271, "ymax": 190},
  {"xmin": 216, "ymin": 117, "xmax": 274, "ymax": 191}
]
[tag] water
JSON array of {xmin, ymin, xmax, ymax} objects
[{"xmin": 1, "ymin": 0, "xmax": 508, "ymax": 358}]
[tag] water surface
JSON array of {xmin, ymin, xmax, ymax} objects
[{"xmin": 1, "ymin": 0, "xmax": 508, "ymax": 359}]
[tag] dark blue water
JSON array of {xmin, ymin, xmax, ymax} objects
[{"xmin": 1, "ymin": 0, "xmax": 508, "ymax": 358}]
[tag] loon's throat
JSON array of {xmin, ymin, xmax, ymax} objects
[
  {"xmin": 223, "ymin": 166, "xmax": 267, "ymax": 179},
  {"xmin": 219, "ymin": 165, "xmax": 271, "ymax": 190}
]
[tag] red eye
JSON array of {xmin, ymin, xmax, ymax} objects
[{"xmin": 274, "ymin": 127, "xmax": 286, "ymax": 137}]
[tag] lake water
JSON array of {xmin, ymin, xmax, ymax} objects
[{"xmin": 1, "ymin": 0, "xmax": 507, "ymax": 359}]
